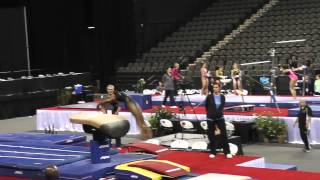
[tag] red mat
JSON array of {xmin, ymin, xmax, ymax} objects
[
  {"xmin": 123, "ymin": 142, "xmax": 170, "ymax": 155},
  {"xmin": 157, "ymin": 151, "xmax": 259, "ymax": 169},
  {"xmin": 157, "ymin": 151, "xmax": 320, "ymax": 180},
  {"xmin": 128, "ymin": 160, "xmax": 189, "ymax": 177}
]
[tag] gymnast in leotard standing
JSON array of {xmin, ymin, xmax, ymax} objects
[{"xmin": 280, "ymin": 55, "xmax": 305, "ymax": 99}]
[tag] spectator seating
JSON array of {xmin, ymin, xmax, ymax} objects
[{"xmin": 115, "ymin": 0, "xmax": 268, "ymax": 90}]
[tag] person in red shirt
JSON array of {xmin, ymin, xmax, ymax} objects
[
  {"xmin": 172, "ymin": 63, "xmax": 183, "ymax": 81},
  {"xmin": 172, "ymin": 63, "xmax": 184, "ymax": 95}
]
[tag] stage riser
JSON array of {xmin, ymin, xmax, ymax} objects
[
  {"xmin": 288, "ymin": 105, "xmax": 320, "ymax": 117},
  {"xmin": 151, "ymin": 95, "xmax": 320, "ymax": 109},
  {"xmin": 59, "ymin": 94, "xmax": 320, "ymax": 110}
]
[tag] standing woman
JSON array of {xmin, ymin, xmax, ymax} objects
[
  {"xmin": 208, "ymin": 65, "xmax": 223, "ymax": 94},
  {"xmin": 294, "ymin": 100, "xmax": 312, "ymax": 152},
  {"xmin": 200, "ymin": 62, "xmax": 209, "ymax": 95},
  {"xmin": 205, "ymin": 83, "xmax": 232, "ymax": 159},
  {"xmin": 304, "ymin": 60, "xmax": 315, "ymax": 95},
  {"xmin": 162, "ymin": 67, "xmax": 176, "ymax": 107},
  {"xmin": 280, "ymin": 56, "xmax": 303, "ymax": 99},
  {"xmin": 231, "ymin": 62, "xmax": 242, "ymax": 93},
  {"xmin": 215, "ymin": 66, "xmax": 224, "ymax": 77},
  {"xmin": 172, "ymin": 62, "xmax": 183, "ymax": 81},
  {"xmin": 215, "ymin": 66, "xmax": 224, "ymax": 84},
  {"xmin": 172, "ymin": 62, "xmax": 183, "ymax": 95}
]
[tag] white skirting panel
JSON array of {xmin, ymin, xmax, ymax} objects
[{"xmin": 36, "ymin": 109, "xmax": 320, "ymax": 144}]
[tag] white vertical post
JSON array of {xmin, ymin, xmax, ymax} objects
[{"xmin": 23, "ymin": 6, "xmax": 31, "ymax": 76}]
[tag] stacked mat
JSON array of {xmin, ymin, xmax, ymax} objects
[
  {"xmin": 0, "ymin": 133, "xmax": 87, "ymax": 145},
  {"xmin": 0, "ymin": 133, "xmax": 158, "ymax": 179},
  {"xmin": 0, "ymin": 142, "xmax": 90, "ymax": 179}
]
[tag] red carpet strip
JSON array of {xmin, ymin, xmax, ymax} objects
[
  {"xmin": 144, "ymin": 106, "xmax": 289, "ymax": 117},
  {"xmin": 157, "ymin": 151, "xmax": 320, "ymax": 180}
]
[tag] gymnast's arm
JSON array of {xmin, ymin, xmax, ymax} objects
[
  {"xmin": 96, "ymin": 93, "xmax": 120, "ymax": 113},
  {"xmin": 279, "ymin": 67, "xmax": 289, "ymax": 73},
  {"xmin": 97, "ymin": 96, "xmax": 115, "ymax": 107},
  {"xmin": 280, "ymin": 65, "xmax": 306, "ymax": 73},
  {"xmin": 292, "ymin": 65, "xmax": 306, "ymax": 72},
  {"xmin": 231, "ymin": 69, "xmax": 235, "ymax": 78}
]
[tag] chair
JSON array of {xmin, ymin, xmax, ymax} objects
[
  {"xmin": 200, "ymin": 121, "xmax": 208, "ymax": 135},
  {"xmin": 229, "ymin": 143, "xmax": 238, "ymax": 155},
  {"xmin": 225, "ymin": 122, "xmax": 235, "ymax": 138},
  {"xmin": 159, "ymin": 119, "xmax": 175, "ymax": 136},
  {"xmin": 170, "ymin": 139, "xmax": 189, "ymax": 149},
  {"xmin": 191, "ymin": 141, "xmax": 208, "ymax": 151},
  {"xmin": 160, "ymin": 119, "xmax": 173, "ymax": 128},
  {"xmin": 180, "ymin": 121, "xmax": 197, "ymax": 132},
  {"xmin": 180, "ymin": 120, "xmax": 198, "ymax": 140},
  {"xmin": 200, "ymin": 120, "xmax": 221, "ymax": 136}
]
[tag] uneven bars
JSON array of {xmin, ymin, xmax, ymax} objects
[
  {"xmin": 240, "ymin": 61, "xmax": 271, "ymax": 66},
  {"xmin": 274, "ymin": 39, "xmax": 306, "ymax": 44}
]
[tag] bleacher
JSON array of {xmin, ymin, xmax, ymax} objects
[
  {"xmin": 115, "ymin": 0, "xmax": 268, "ymax": 90},
  {"xmin": 198, "ymin": 0, "xmax": 320, "ymax": 77}
]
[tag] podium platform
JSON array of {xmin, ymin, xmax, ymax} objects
[
  {"xmin": 128, "ymin": 93, "xmax": 152, "ymax": 110},
  {"xmin": 225, "ymin": 105, "xmax": 255, "ymax": 112}
]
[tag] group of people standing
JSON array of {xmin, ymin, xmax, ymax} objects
[
  {"xmin": 200, "ymin": 62, "xmax": 242, "ymax": 96},
  {"xmin": 200, "ymin": 55, "xmax": 320, "ymax": 99},
  {"xmin": 279, "ymin": 55, "xmax": 318, "ymax": 99},
  {"xmin": 161, "ymin": 62, "xmax": 233, "ymax": 158},
  {"xmin": 161, "ymin": 63, "xmax": 183, "ymax": 107},
  {"xmin": 161, "ymin": 61, "xmax": 243, "ymax": 105},
  {"xmin": 94, "ymin": 57, "xmax": 315, "ymax": 157},
  {"xmin": 202, "ymin": 78, "xmax": 315, "ymax": 157}
]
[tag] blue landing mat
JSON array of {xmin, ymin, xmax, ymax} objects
[
  {"xmin": 0, "ymin": 140, "xmax": 155, "ymax": 179},
  {"xmin": 59, "ymin": 153, "xmax": 157, "ymax": 180},
  {"xmin": 0, "ymin": 133, "xmax": 86, "ymax": 145},
  {"xmin": 288, "ymin": 105, "xmax": 320, "ymax": 117},
  {"xmin": 104, "ymin": 173, "xmax": 199, "ymax": 180},
  {"xmin": 0, "ymin": 142, "xmax": 90, "ymax": 178}
]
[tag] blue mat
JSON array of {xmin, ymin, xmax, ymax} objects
[
  {"xmin": 0, "ymin": 140, "xmax": 154, "ymax": 179},
  {"xmin": 0, "ymin": 133, "xmax": 86, "ymax": 145},
  {"xmin": 104, "ymin": 173, "xmax": 199, "ymax": 180},
  {"xmin": 288, "ymin": 105, "xmax": 320, "ymax": 117},
  {"xmin": 0, "ymin": 141, "xmax": 90, "ymax": 178},
  {"xmin": 59, "ymin": 153, "xmax": 156, "ymax": 180}
]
